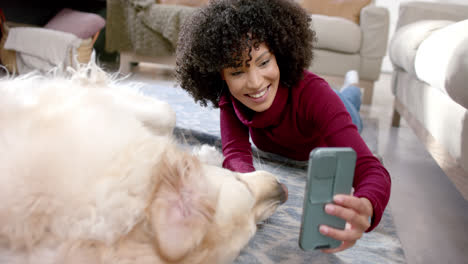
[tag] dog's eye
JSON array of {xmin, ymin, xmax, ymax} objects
[
  {"xmin": 256, "ymin": 218, "xmax": 272, "ymax": 229},
  {"xmin": 234, "ymin": 174, "xmax": 254, "ymax": 196}
]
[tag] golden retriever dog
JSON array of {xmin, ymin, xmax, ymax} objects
[{"xmin": 0, "ymin": 66, "xmax": 287, "ymax": 264}]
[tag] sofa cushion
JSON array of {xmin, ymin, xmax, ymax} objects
[
  {"xmin": 298, "ymin": 0, "xmax": 371, "ymax": 24},
  {"xmin": 389, "ymin": 20, "xmax": 454, "ymax": 75},
  {"xmin": 445, "ymin": 30, "xmax": 468, "ymax": 110},
  {"xmin": 415, "ymin": 19, "xmax": 468, "ymax": 108},
  {"xmin": 44, "ymin": 8, "xmax": 105, "ymax": 39},
  {"xmin": 310, "ymin": 49, "xmax": 360, "ymax": 77},
  {"xmin": 312, "ymin": 14, "xmax": 361, "ymax": 54}
]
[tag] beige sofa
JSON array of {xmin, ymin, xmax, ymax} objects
[
  {"xmin": 106, "ymin": 0, "xmax": 389, "ymax": 103},
  {"xmin": 389, "ymin": 2, "xmax": 468, "ymax": 180}
]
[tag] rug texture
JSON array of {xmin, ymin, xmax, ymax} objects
[{"xmin": 136, "ymin": 82, "xmax": 406, "ymax": 264}]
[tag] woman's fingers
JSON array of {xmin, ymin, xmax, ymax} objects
[
  {"xmin": 333, "ymin": 194, "xmax": 373, "ymax": 216},
  {"xmin": 319, "ymin": 223, "xmax": 361, "ymax": 242},
  {"xmin": 318, "ymin": 195, "xmax": 374, "ymax": 253},
  {"xmin": 324, "ymin": 203, "xmax": 370, "ymax": 231}
]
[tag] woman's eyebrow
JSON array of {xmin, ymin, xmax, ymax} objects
[{"xmin": 255, "ymin": 51, "xmax": 270, "ymax": 63}]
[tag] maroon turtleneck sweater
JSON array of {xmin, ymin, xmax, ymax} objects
[{"xmin": 218, "ymin": 70, "xmax": 391, "ymax": 232}]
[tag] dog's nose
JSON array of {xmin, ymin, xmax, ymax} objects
[{"xmin": 279, "ymin": 183, "xmax": 288, "ymax": 204}]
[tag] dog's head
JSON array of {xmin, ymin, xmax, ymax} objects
[{"xmin": 148, "ymin": 147, "xmax": 287, "ymax": 263}]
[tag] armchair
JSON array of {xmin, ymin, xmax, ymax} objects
[
  {"xmin": 308, "ymin": 3, "xmax": 389, "ymax": 104},
  {"xmin": 105, "ymin": 0, "xmax": 193, "ymax": 74}
]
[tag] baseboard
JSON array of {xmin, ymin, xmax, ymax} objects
[{"xmin": 119, "ymin": 51, "xmax": 176, "ymax": 74}]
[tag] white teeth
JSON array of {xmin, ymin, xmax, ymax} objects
[{"xmin": 249, "ymin": 88, "xmax": 267, "ymax": 98}]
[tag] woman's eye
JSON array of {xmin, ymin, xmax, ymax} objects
[
  {"xmin": 230, "ymin": 71, "xmax": 243, "ymax": 76},
  {"xmin": 260, "ymin": 59, "xmax": 270, "ymax": 66}
]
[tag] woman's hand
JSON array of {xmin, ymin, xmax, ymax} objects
[{"xmin": 319, "ymin": 194, "xmax": 373, "ymax": 253}]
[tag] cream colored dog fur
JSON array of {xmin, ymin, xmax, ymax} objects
[{"xmin": 0, "ymin": 67, "xmax": 287, "ymax": 264}]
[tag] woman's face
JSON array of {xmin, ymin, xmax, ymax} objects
[{"xmin": 221, "ymin": 43, "xmax": 280, "ymax": 112}]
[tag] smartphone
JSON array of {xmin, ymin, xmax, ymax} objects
[{"xmin": 299, "ymin": 147, "xmax": 356, "ymax": 250}]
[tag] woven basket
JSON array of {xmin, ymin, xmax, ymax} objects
[{"xmin": 0, "ymin": 22, "xmax": 99, "ymax": 74}]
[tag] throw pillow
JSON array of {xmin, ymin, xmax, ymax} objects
[
  {"xmin": 44, "ymin": 8, "xmax": 106, "ymax": 39},
  {"xmin": 298, "ymin": 0, "xmax": 371, "ymax": 24},
  {"xmin": 158, "ymin": 0, "xmax": 209, "ymax": 7}
]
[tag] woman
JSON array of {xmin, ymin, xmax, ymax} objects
[{"xmin": 175, "ymin": 0, "xmax": 391, "ymax": 253}]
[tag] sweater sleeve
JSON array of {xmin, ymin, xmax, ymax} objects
[
  {"xmin": 219, "ymin": 95, "xmax": 255, "ymax": 173},
  {"xmin": 299, "ymin": 77, "xmax": 391, "ymax": 232}
]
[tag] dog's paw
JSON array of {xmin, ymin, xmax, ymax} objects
[{"xmin": 192, "ymin": 144, "xmax": 224, "ymax": 167}]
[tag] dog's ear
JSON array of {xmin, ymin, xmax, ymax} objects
[{"xmin": 149, "ymin": 149, "xmax": 216, "ymax": 262}]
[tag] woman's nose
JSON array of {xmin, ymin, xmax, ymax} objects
[{"xmin": 246, "ymin": 69, "xmax": 262, "ymax": 89}]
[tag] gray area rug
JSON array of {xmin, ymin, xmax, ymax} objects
[{"xmin": 135, "ymin": 82, "xmax": 406, "ymax": 264}]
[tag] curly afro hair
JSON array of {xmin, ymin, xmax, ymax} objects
[{"xmin": 175, "ymin": 0, "xmax": 316, "ymax": 108}]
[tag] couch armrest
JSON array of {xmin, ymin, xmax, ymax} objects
[
  {"xmin": 396, "ymin": 2, "xmax": 468, "ymax": 30},
  {"xmin": 360, "ymin": 5, "xmax": 389, "ymax": 59}
]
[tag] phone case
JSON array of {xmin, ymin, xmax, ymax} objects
[{"xmin": 299, "ymin": 147, "xmax": 356, "ymax": 250}]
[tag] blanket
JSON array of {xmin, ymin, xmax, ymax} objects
[
  {"xmin": 135, "ymin": 81, "xmax": 407, "ymax": 264},
  {"xmin": 174, "ymin": 127, "xmax": 406, "ymax": 264}
]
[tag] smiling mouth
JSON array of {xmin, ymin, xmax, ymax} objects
[{"xmin": 247, "ymin": 86, "xmax": 269, "ymax": 98}]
